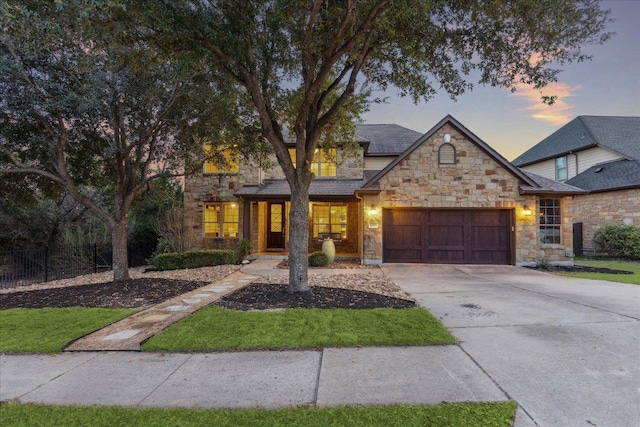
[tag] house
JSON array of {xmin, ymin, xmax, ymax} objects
[
  {"xmin": 183, "ymin": 115, "xmax": 582, "ymax": 266},
  {"xmin": 513, "ymin": 116, "xmax": 640, "ymax": 254}
]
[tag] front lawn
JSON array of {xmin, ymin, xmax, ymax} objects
[
  {"xmin": 0, "ymin": 308, "xmax": 137, "ymax": 353},
  {"xmin": 0, "ymin": 401, "xmax": 517, "ymax": 427},
  {"xmin": 143, "ymin": 306, "xmax": 455, "ymax": 351},
  {"xmin": 558, "ymin": 258, "xmax": 640, "ymax": 284}
]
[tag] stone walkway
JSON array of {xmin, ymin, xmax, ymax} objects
[{"xmin": 65, "ymin": 270, "xmax": 259, "ymax": 351}]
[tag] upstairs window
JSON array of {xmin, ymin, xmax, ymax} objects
[
  {"xmin": 555, "ymin": 156, "xmax": 568, "ymax": 181},
  {"xmin": 204, "ymin": 144, "xmax": 239, "ymax": 174},
  {"xmin": 539, "ymin": 198, "xmax": 561, "ymax": 244},
  {"xmin": 288, "ymin": 148, "xmax": 337, "ymax": 177},
  {"xmin": 312, "ymin": 203, "xmax": 347, "ymax": 240},
  {"xmin": 438, "ymin": 143, "xmax": 456, "ymax": 164},
  {"xmin": 204, "ymin": 202, "xmax": 239, "ymax": 237}
]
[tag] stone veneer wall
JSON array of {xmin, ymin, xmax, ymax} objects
[
  {"xmin": 361, "ymin": 123, "xmax": 574, "ymax": 265},
  {"xmin": 571, "ymin": 188, "xmax": 640, "ymax": 252},
  {"xmin": 184, "ymin": 147, "xmax": 364, "ymax": 252}
]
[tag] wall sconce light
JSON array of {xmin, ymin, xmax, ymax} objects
[
  {"xmin": 369, "ymin": 206, "xmax": 378, "ymax": 216},
  {"xmin": 444, "ymin": 133, "xmax": 451, "ymax": 143},
  {"xmin": 523, "ymin": 205, "xmax": 532, "ymax": 216}
]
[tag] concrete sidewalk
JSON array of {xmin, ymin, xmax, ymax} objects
[{"xmin": 1, "ymin": 347, "xmax": 508, "ymax": 409}]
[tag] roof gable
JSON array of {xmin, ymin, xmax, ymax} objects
[
  {"xmin": 513, "ymin": 116, "xmax": 640, "ymax": 166},
  {"xmin": 361, "ymin": 115, "xmax": 538, "ymax": 190}
]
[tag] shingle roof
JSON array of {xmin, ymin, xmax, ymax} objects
[
  {"xmin": 519, "ymin": 171, "xmax": 587, "ymax": 195},
  {"xmin": 235, "ymin": 178, "xmax": 366, "ymax": 198},
  {"xmin": 512, "ymin": 116, "xmax": 640, "ymax": 166},
  {"xmin": 565, "ymin": 159, "xmax": 640, "ymax": 192},
  {"xmin": 355, "ymin": 124, "xmax": 423, "ymax": 155}
]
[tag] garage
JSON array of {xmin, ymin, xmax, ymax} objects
[{"xmin": 382, "ymin": 209, "xmax": 514, "ymax": 264}]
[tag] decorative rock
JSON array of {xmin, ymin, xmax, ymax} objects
[{"xmin": 242, "ymin": 259, "xmax": 251, "ymax": 265}]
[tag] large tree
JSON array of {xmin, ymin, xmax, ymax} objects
[
  {"xmin": 0, "ymin": 1, "xmax": 248, "ymax": 280},
  {"xmin": 140, "ymin": 0, "xmax": 611, "ymax": 293}
]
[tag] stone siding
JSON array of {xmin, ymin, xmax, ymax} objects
[
  {"xmin": 571, "ymin": 188, "xmax": 640, "ymax": 252},
  {"xmin": 362, "ymin": 124, "xmax": 573, "ymax": 265},
  {"xmin": 184, "ymin": 147, "xmax": 364, "ymax": 252}
]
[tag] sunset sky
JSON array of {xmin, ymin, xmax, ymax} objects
[{"xmin": 362, "ymin": 0, "xmax": 640, "ymax": 161}]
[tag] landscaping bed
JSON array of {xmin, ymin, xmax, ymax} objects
[
  {"xmin": 216, "ymin": 282, "xmax": 415, "ymax": 310},
  {"xmin": 541, "ymin": 264, "xmax": 633, "ymax": 274}
]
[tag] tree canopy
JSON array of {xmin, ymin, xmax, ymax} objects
[{"xmin": 0, "ymin": 0, "xmax": 249, "ymax": 280}]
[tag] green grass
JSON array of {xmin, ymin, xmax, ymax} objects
[
  {"xmin": 0, "ymin": 402, "xmax": 517, "ymax": 427},
  {"xmin": 0, "ymin": 308, "xmax": 137, "ymax": 353},
  {"xmin": 143, "ymin": 306, "xmax": 455, "ymax": 351},
  {"xmin": 557, "ymin": 258, "xmax": 640, "ymax": 284}
]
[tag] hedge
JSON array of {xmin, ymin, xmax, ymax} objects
[
  {"xmin": 153, "ymin": 249, "xmax": 238, "ymax": 271},
  {"xmin": 592, "ymin": 224, "xmax": 640, "ymax": 260}
]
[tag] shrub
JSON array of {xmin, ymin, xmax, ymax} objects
[
  {"xmin": 235, "ymin": 238, "xmax": 252, "ymax": 261},
  {"xmin": 153, "ymin": 249, "xmax": 238, "ymax": 271},
  {"xmin": 308, "ymin": 251, "xmax": 329, "ymax": 267},
  {"xmin": 592, "ymin": 224, "xmax": 640, "ymax": 260}
]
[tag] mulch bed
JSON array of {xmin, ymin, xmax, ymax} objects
[
  {"xmin": 0, "ymin": 279, "xmax": 414, "ymax": 310},
  {"xmin": 214, "ymin": 282, "xmax": 416, "ymax": 310},
  {"xmin": 530, "ymin": 265, "xmax": 633, "ymax": 274},
  {"xmin": 0, "ymin": 278, "xmax": 209, "ymax": 309}
]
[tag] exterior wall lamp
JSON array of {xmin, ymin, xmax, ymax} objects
[
  {"xmin": 369, "ymin": 206, "xmax": 378, "ymax": 216},
  {"xmin": 523, "ymin": 205, "xmax": 532, "ymax": 216}
]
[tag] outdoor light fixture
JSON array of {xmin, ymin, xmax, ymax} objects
[
  {"xmin": 444, "ymin": 133, "xmax": 451, "ymax": 143},
  {"xmin": 369, "ymin": 206, "xmax": 378, "ymax": 215},
  {"xmin": 523, "ymin": 205, "xmax": 532, "ymax": 216}
]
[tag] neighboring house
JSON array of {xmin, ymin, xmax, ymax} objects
[
  {"xmin": 184, "ymin": 115, "xmax": 581, "ymax": 265},
  {"xmin": 513, "ymin": 116, "xmax": 640, "ymax": 254}
]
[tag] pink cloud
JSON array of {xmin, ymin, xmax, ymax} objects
[{"xmin": 511, "ymin": 81, "xmax": 580, "ymax": 125}]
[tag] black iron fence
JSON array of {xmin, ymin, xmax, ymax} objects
[{"xmin": 0, "ymin": 244, "xmax": 113, "ymax": 289}]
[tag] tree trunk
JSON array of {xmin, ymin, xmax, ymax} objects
[
  {"xmin": 288, "ymin": 185, "xmax": 311, "ymax": 294},
  {"xmin": 111, "ymin": 218, "xmax": 131, "ymax": 281}
]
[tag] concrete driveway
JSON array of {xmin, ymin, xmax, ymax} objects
[{"xmin": 382, "ymin": 264, "xmax": 640, "ymax": 427}]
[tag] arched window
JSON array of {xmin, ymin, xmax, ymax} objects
[{"xmin": 438, "ymin": 143, "xmax": 456, "ymax": 164}]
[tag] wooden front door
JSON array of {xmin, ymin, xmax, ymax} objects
[{"xmin": 267, "ymin": 202, "xmax": 286, "ymax": 250}]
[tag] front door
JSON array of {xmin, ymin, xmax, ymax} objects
[{"xmin": 267, "ymin": 202, "xmax": 286, "ymax": 250}]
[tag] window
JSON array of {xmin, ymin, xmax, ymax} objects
[
  {"xmin": 288, "ymin": 148, "xmax": 337, "ymax": 177},
  {"xmin": 204, "ymin": 202, "xmax": 239, "ymax": 237},
  {"xmin": 555, "ymin": 156, "xmax": 567, "ymax": 180},
  {"xmin": 204, "ymin": 144, "xmax": 239, "ymax": 174},
  {"xmin": 539, "ymin": 199, "xmax": 561, "ymax": 244},
  {"xmin": 438, "ymin": 143, "xmax": 456, "ymax": 164},
  {"xmin": 312, "ymin": 203, "xmax": 347, "ymax": 239}
]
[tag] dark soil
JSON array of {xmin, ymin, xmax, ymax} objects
[
  {"xmin": 0, "ymin": 279, "xmax": 414, "ymax": 310},
  {"xmin": 0, "ymin": 278, "xmax": 209, "ymax": 309},
  {"xmin": 529, "ymin": 265, "xmax": 633, "ymax": 274},
  {"xmin": 214, "ymin": 282, "xmax": 416, "ymax": 310}
]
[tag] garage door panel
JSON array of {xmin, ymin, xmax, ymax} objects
[
  {"xmin": 383, "ymin": 209, "xmax": 513, "ymax": 265},
  {"xmin": 386, "ymin": 226, "xmax": 421, "ymax": 247},
  {"xmin": 470, "ymin": 226, "xmax": 510, "ymax": 249},
  {"xmin": 428, "ymin": 225, "xmax": 464, "ymax": 247},
  {"xmin": 384, "ymin": 209, "xmax": 421, "ymax": 226},
  {"xmin": 429, "ymin": 210, "xmax": 464, "ymax": 224}
]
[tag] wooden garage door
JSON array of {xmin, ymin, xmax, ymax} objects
[{"xmin": 383, "ymin": 209, "xmax": 513, "ymax": 264}]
